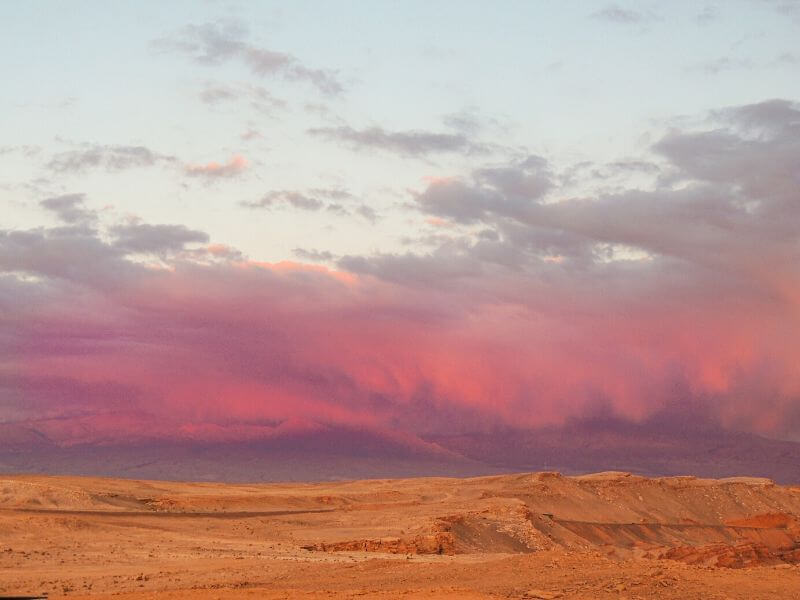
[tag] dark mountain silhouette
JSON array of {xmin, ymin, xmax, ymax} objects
[{"xmin": 2, "ymin": 412, "xmax": 799, "ymax": 483}]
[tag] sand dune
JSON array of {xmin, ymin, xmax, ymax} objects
[{"xmin": 1, "ymin": 471, "xmax": 800, "ymax": 598}]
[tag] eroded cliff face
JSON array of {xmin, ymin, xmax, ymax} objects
[
  {"xmin": 302, "ymin": 532, "xmax": 456, "ymax": 555},
  {"xmin": 4, "ymin": 471, "xmax": 800, "ymax": 567},
  {"xmin": 297, "ymin": 471, "xmax": 800, "ymax": 567}
]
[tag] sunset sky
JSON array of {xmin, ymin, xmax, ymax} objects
[{"xmin": 3, "ymin": 1, "xmax": 800, "ymax": 456}]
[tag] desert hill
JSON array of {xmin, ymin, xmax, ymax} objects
[{"xmin": 2, "ymin": 471, "xmax": 800, "ymax": 598}]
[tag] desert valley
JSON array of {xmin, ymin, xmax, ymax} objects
[{"xmin": 2, "ymin": 471, "xmax": 800, "ymax": 599}]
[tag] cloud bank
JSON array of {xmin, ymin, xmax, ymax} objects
[{"xmin": 2, "ymin": 100, "xmax": 800, "ymax": 446}]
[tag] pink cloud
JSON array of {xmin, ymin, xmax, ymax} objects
[
  {"xmin": 4, "ymin": 99, "xmax": 800, "ymax": 454},
  {"xmin": 7, "ymin": 247, "xmax": 800, "ymax": 443},
  {"xmin": 185, "ymin": 154, "xmax": 248, "ymax": 178}
]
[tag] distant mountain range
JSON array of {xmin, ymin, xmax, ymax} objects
[{"xmin": 2, "ymin": 412, "xmax": 799, "ymax": 483}]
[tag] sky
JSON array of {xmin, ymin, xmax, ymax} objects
[{"xmin": 2, "ymin": 1, "xmax": 800, "ymax": 450}]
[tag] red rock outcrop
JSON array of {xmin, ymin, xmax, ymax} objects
[{"xmin": 302, "ymin": 532, "xmax": 455, "ymax": 555}]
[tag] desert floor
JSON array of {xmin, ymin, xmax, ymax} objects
[{"xmin": 2, "ymin": 471, "xmax": 800, "ymax": 599}]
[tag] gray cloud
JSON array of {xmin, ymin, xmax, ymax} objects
[
  {"xmin": 199, "ymin": 82, "xmax": 287, "ymax": 114},
  {"xmin": 155, "ymin": 20, "xmax": 342, "ymax": 95},
  {"xmin": 475, "ymin": 156, "xmax": 553, "ymax": 201},
  {"xmin": 242, "ymin": 188, "xmax": 377, "ymax": 219},
  {"xmin": 339, "ymin": 249, "xmax": 482, "ymax": 286},
  {"xmin": 442, "ymin": 109, "xmax": 507, "ymax": 137},
  {"xmin": 695, "ymin": 6, "xmax": 719, "ymax": 25},
  {"xmin": 243, "ymin": 191, "xmax": 325, "ymax": 211},
  {"xmin": 308, "ymin": 188, "xmax": 354, "ymax": 201},
  {"xmin": 416, "ymin": 180, "xmax": 503, "ymax": 225},
  {"xmin": 442, "ymin": 111, "xmax": 485, "ymax": 136},
  {"xmin": 240, "ymin": 128, "xmax": 263, "ymax": 141},
  {"xmin": 48, "ymin": 145, "xmax": 176, "ymax": 173},
  {"xmin": 110, "ymin": 223, "xmax": 210, "ymax": 255},
  {"xmin": 292, "ymin": 248, "xmax": 335, "ymax": 262},
  {"xmin": 416, "ymin": 155, "xmax": 553, "ymax": 224},
  {"xmin": 3, "ymin": 202, "xmax": 221, "ymax": 291},
  {"xmin": 606, "ymin": 160, "xmax": 661, "ymax": 174},
  {"xmin": 655, "ymin": 100, "xmax": 800, "ymax": 204},
  {"xmin": 0, "ymin": 226, "xmax": 132, "ymax": 289},
  {"xmin": 714, "ymin": 97, "xmax": 800, "ymax": 131},
  {"xmin": 354, "ymin": 204, "xmax": 378, "ymax": 222},
  {"xmin": 773, "ymin": 52, "xmax": 798, "ymax": 65},
  {"xmin": 0, "ymin": 145, "xmax": 40, "ymax": 157},
  {"xmin": 380, "ymin": 101, "xmax": 789, "ymax": 295},
  {"xmin": 198, "ymin": 85, "xmax": 237, "ymax": 104},
  {"xmin": 760, "ymin": 0, "xmax": 800, "ymax": 20},
  {"xmin": 40, "ymin": 193, "xmax": 96, "ymax": 225},
  {"xmin": 308, "ymin": 125, "xmax": 485, "ymax": 157},
  {"xmin": 325, "ymin": 100, "xmax": 797, "ymax": 300},
  {"xmin": 687, "ymin": 56, "xmax": 754, "ymax": 75},
  {"xmin": 591, "ymin": 4, "xmax": 655, "ymax": 23}
]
